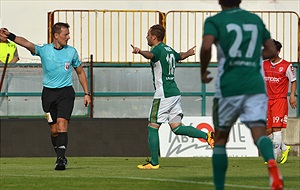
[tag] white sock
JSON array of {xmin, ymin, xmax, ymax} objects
[{"xmin": 272, "ymin": 131, "xmax": 282, "ymax": 160}]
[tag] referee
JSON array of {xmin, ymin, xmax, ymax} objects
[{"xmin": 0, "ymin": 22, "xmax": 91, "ymax": 170}]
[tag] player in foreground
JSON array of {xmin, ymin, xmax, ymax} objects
[
  {"xmin": 200, "ymin": 0, "xmax": 283, "ymax": 189},
  {"xmin": 0, "ymin": 23, "xmax": 91, "ymax": 170},
  {"xmin": 132, "ymin": 24, "xmax": 214, "ymax": 169},
  {"xmin": 263, "ymin": 39, "xmax": 297, "ymax": 164}
]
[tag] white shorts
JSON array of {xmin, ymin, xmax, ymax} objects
[
  {"xmin": 213, "ymin": 94, "xmax": 267, "ymax": 131},
  {"xmin": 148, "ymin": 95, "xmax": 183, "ymax": 124}
]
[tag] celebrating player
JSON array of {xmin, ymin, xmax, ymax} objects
[{"xmin": 132, "ymin": 24, "xmax": 214, "ymax": 169}]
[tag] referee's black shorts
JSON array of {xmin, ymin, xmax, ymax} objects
[{"xmin": 42, "ymin": 86, "xmax": 75, "ymax": 124}]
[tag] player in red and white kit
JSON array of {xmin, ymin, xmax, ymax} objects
[{"xmin": 263, "ymin": 39, "xmax": 297, "ymax": 164}]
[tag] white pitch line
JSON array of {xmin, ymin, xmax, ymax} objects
[
  {"xmin": 2, "ymin": 174, "xmax": 297, "ymax": 190},
  {"xmin": 107, "ymin": 176, "xmax": 269, "ymax": 190}
]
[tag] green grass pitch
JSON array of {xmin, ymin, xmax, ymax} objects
[{"xmin": 1, "ymin": 157, "xmax": 299, "ymax": 190}]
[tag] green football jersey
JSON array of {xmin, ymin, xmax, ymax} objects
[
  {"xmin": 150, "ymin": 42, "xmax": 181, "ymax": 98},
  {"xmin": 203, "ymin": 8, "xmax": 271, "ymax": 98}
]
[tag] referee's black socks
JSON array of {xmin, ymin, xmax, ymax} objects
[
  {"xmin": 56, "ymin": 132, "xmax": 68, "ymax": 158},
  {"xmin": 51, "ymin": 134, "xmax": 58, "ymax": 153}
]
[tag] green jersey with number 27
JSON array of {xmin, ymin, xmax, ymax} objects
[
  {"xmin": 203, "ymin": 8, "xmax": 271, "ymax": 98},
  {"xmin": 150, "ymin": 42, "xmax": 181, "ymax": 98}
]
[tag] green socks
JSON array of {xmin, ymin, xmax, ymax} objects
[
  {"xmin": 147, "ymin": 125, "xmax": 212, "ymax": 166},
  {"xmin": 257, "ymin": 136, "xmax": 275, "ymax": 162},
  {"xmin": 211, "ymin": 136, "xmax": 274, "ymax": 190},
  {"xmin": 212, "ymin": 145, "xmax": 227, "ymax": 190},
  {"xmin": 148, "ymin": 126, "xmax": 159, "ymax": 165},
  {"xmin": 172, "ymin": 125, "xmax": 207, "ymax": 140}
]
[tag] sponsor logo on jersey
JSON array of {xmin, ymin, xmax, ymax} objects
[
  {"xmin": 229, "ymin": 60, "xmax": 256, "ymax": 67},
  {"xmin": 165, "ymin": 76, "xmax": 174, "ymax": 80},
  {"xmin": 264, "ymin": 76, "xmax": 280, "ymax": 83}
]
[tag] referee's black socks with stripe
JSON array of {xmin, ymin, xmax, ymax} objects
[{"xmin": 56, "ymin": 132, "xmax": 68, "ymax": 158}]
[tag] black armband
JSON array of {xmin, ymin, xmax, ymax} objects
[
  {"xmin": 84, "ymin": 92, "xmax": 91, "ymax": 96},
  {"xmin": 8, "ymin": 33, "xmax": 16, "ymax": 41}
]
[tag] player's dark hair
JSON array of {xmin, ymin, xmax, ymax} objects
[
  {"xmin": 150, "ymin": 24, "xmax": 165, "ymax": 41},
  {"xmin": 272, "ymin": 39, "xmax": 282, "ymax": 51},
  {"xmin": 52, "ymin": 22, "xmax": 70, "ymax": 36},
  {"xmin": 219, "ymin": 0, "xmax": 241, "ymax": 7}
]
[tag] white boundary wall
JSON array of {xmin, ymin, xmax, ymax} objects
[{"xmin": 0, "ymin": 0, "xmax": 299, "ymax": 62}]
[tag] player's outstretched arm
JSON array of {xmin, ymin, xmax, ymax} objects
[
  {"xmin": 131, "ymin": 44, "xmax": 154, "ymax": 60},
  {"xmin": 0, "ymin": 28, "xmax": 35, "ymax": 54},
  {"xmin": 179, "ymin": 45, "xmax": 196, "ymax": 60}
]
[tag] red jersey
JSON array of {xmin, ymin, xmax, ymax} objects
[{"xmin": 263, "ymin": 58, "xmax": 296, "ymax": 100}]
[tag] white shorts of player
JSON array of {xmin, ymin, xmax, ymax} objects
[
  {"xmin": 149, "ymin": 95, "xmax": 183, "ymax": 124},
  {"xmin": 214, "ymin": 93, "xmax": 267, "ymax": 130}
]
